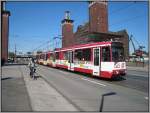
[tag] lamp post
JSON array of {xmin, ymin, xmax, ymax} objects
[{"xmin": 99, "ymin": 92, "xmax": 116, "ymax": 112}]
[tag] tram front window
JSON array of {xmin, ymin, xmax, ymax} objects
[{"xmin": 112, "ymin": 46, "xmax": 124, "ymax": 62}]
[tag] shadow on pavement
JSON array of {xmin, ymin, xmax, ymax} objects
[
  {"xmin": 1, "ymin": 77, "xmax": 13, "ymax": 81},
  {"xmin": 35, "ymin": 75, "xmax": 42, "ymax": 79},
  {"xmin": 35, "ymin": 72, "xmax": 42, "ymax": 78},
  {"xmin": 3, "ymin": 63, "xmax": 28, "ymax": 66},
  {"xmin": 111, "ymin": 76, "xmax": 126, "ymax": 81}
]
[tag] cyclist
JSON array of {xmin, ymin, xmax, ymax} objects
[{"xmin": 28, "ymin": 58, "xmax": 36, "ymax": 80}]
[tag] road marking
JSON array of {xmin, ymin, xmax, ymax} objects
[
  {"xmin": 81, "ymin": 78, "xmax": 106, "ymax": 87},
  {"xmin": 144, "ymin": 97, "xmax": 148, "ymax": 100}
]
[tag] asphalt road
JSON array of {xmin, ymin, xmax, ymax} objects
[
  {"xmin": 36, "ymin": 65, "xmax": 149, "ymax": 112},
  {"xmin": 107, "ymin": 70, "xmax": 149, "ymax": 93}
]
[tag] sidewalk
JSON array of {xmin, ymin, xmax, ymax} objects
[
  {"xmin": 1, "ymin": 65, "xmax": 32, "ymax": 112},
  {"xmin": 22, "ymin": 65, "xmax": 77, "ymax": 111},
  {"xmin": 1, "ymin": 65, "xmax": 77, "ymax": 111}
]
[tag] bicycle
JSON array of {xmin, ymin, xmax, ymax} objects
[{"xmin": 30, "ymin": 67, "xmax": 37, "ymax": 80}]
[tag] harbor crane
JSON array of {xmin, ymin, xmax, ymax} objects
[{"xmin": 129, "ymin": 35, "xmax": 145, "ymax": 57}]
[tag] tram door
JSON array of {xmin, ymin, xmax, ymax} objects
[
  {"xmin": 93, "ymin": 48, "xmax": 101, "ymax": 76},
  {"xmin": 68, "ymin": 51, "xmax": 74, "ymax": 71}
]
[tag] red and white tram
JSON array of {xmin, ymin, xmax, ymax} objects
[{"xmin": 36, "ymin": 41, "xmax": 126, "ymax": 79}]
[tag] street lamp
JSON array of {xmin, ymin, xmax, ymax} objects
[{"xmin": 99, "ymin": 92, "xmax": 116, "ymax": 112}]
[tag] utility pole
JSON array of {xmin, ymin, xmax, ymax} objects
[
  {"xmin": 53, "ymin": 37, "xmax": 56, "ymax": 50},
  {"xmin": 14, "ymin": 44, "xmax": 17, "ymax": 63},
  {"xmin": 15, "ymin": 44, "xmax": 16, "ymax": 55},
  {"xmin": 58, "ymin": 35, "xmax": 63, "ymax": 48},
  {"xmin": 53, "ymin": 35, "xmax": 62, "ymax": 49},
  {"xmin": 47, "ymin": 41, "xmax": 49, "ymax": 51}
]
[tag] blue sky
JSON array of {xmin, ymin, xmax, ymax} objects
[{"xmin": 6, "ymin": 1, "xmax": 148, "ymax": 54}]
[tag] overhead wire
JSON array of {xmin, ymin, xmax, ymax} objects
[
  {"xmin": 13, "ymin": 2, "xmax": 145, "ymax": 54},
  {"xmin": 108, "ymin": 1, "xmax": 148, "ymax": 27},
  {"xmin": 109, "ymin": 2, "xmax": 136, "ymax": 16},
  {"xmin": 31, "ymin": 36, "xmax": 60, "ymax": 53},
  {"xmin": 109, "ymin": 14, "xmax": 146, "ymax": 27},
  {"xmin": 31, "ymin": 40, "xmax": 52, "ymax": 52},
  {"xmin": 31, "ymin": 3, "xmax": 136, "ymax": 53}
]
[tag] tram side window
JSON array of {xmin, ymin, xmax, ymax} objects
[
  {"xmin": 74, "ymin": 48, "xmax": 91, "ymax": 61},
  {"xmin": 83, "ymin": 49, "xmax": 91, "ymax": 61},
  {"xmin": 41, "ymin": 54, "xmax": 43, "ymax": 59},
  {"xmin": 36, "ymin": 55, "xmax": 39, "ymax": 59},
  {"xmin": 50, "ymin": 53, "xmax": 55, "ymax": 61},
  {"xmin": 41, "ymin": 54, "xmax": 45, "ymax": 60},
  {"xmin": 50, "ymin": 53, "xmax": 53, "ymax": 60},
  {"xmin": 63, "ymin": 51, "xmax": 69, "ymax": 60},
  {"xmin": 46, "ymin": 54, "xmax": 49, "ymax": 60},
  {"xmin": 56, "ymin": 52, "xmax": 59, "ymax": 59},
  {"xmin": 44, "ymin": 54, "xmax": 47, "ymax": 60},
  {"xmin": 102, "ymin": 46, "xmax": 111, "ymax": 62},
  {"xmin": 75, "ymin": 49, "xmax": 82, "ymax": 60}
]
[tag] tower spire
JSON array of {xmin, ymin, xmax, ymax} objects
[
  {"xmin": 61, "ymin": 11, "xmax": 74, "ymax": 48},
  {"xmin": 65, "ymin": 11, "xmax": 70, "ymax": 20},
  {"xmin": 61, "ymin": 11, "xmax": 74, "ymax": 24}
]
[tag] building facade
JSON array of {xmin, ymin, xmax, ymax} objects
[
  {"xmin": 61, "ymin": 1, "xmax": 129, "ymax": 58},
  {"xmin": 61, "ymin": 11, "xmax": 74, "ymax": 48},
  {"xmin": 1, "ymin": 2, "xmax": 10, "ymax": 65},
  {"xmin": 89, "ymin": 1, "xmax": 108, "ymax": 33}
]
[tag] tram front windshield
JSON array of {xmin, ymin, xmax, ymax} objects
[{"xmin": 112, "ymin": 46, "xmax": 124, "ymax": 62}]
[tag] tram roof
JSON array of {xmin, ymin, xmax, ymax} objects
[
  {"xmin": 38, "ymin": 41, "xmax": 123, "ymax": 55},
  {"xmin": 56, "ymin": 41, "xmax": 112, "ymax": 52}
]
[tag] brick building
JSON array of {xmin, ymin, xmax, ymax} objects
[
  {"xmin": 1, "ymin": 2, "xmax": 10, "ymax": 65},
  {"xmin": 61, "ymin": 11, "xmax": 74, "ymax": 48},
  {"xmin": 89, "ymin": 1, "xmax": 108, "ymax": 33},
  {"xmin": 61, "ymin": 1, "xmax": 129, "ymax": 58}
]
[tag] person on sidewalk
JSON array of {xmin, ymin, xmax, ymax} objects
[{"xmin": 28, "ymin": 58, "xmax": 37, "ymax": 80}]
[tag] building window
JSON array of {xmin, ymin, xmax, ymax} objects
[{"xmin": 102, "ymin": 46, "xmax": 110, "ymax": 62}]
